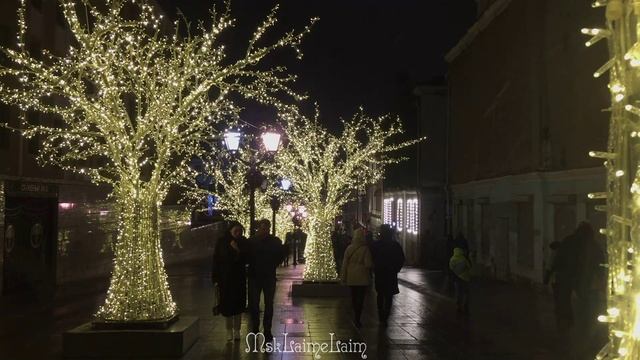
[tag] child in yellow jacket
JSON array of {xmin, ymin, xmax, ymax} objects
[{"xmin": 449, "ymin": 247, "xmax": 471, "ymax": 315}]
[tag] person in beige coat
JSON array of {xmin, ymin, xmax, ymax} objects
[{"xmin": 340, "ymin": 227, "xmax": 373, "ymax": 328}]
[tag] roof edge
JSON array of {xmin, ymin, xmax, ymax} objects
[{"xmin": 445, "ymin": 0, "xmax": 513, "ymax": 63}]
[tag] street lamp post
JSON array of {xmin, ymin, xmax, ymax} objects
[
  {"xmin": 223, "ymin": 129, "xmax": 281, "ymax": 236},
  {"xmin": 357, "ymin": 187, "xmax": 366, "ymax": 225},
  {"xmin": 246, "ymin": 166, "xmax": 265, "ymax": 235},
  {"xmin": 269, "ymin": 196, "xmax": 281, "ymax": 235}
]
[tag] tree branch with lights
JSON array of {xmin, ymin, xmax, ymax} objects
[
  {"xmin": 0, "ymin": 0, "xmax": 314, "ymax": 322},
  {"xmin": 271, "ymin": 108, "xmax": 424, "ymax": 281},
  {"xmin": 198, "ymin": 145, "xmax": 295, "ymax": 239}
]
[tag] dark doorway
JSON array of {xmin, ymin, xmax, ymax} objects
[{"xmin": 3, "ymin": 196, "xmax": 57, "ymax": 297}]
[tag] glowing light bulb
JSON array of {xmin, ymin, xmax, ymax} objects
[{"xmin": 261, "ymin": 131, "xmax": 281, "ymax": 152}]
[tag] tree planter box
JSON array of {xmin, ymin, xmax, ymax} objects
[
  {"xmin": 63, "ymin": 316, "xmax": 199, "ymax": 358},
  {"xmin": 291, "ymin": 281, "xmax": 350, "ymax": 297}
]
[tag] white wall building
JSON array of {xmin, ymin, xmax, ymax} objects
[{"xmin": 452, "ymin": 168, "xmax": 605, "ymax": 282}]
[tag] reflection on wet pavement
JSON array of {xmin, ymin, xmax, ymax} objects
[{"xmin": 0, "ymin": 261, "xmax": 603, "ymax": 359}]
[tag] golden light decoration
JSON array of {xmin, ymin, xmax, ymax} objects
[
  {"xmin": 0, "ymin": 0, "xmax": 314, "ymax": 321},
  {"xmin": 200, "ymin": 147, "xmax": 295, "ymax": 239},
  {"xmin": 270, "ymin": 108, "xmax": 424, "ymax": 281},
  {"xmin": 585, "ymin": 0, "xmax": 640, "ymax": 358}
]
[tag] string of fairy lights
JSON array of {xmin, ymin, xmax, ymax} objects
[
  {"xmin": 270, "ymin": 108, "xmax": 424, "ymax": 282},
  {"xmin": 199, "ymin": 146, "xmax": 295, "ymax": 239},
  {"xmin": 0, "ymin": 0, "xmax": 422, "ymax": 319},
  {"xmin": 585, "ymin": 0, "xmax": 640, "ymax": 358},
  {"xmin": 0, "ymin": 0, "xmax": 314, "ymax": 321}
]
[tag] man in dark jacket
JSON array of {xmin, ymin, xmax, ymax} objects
[
  {"xmin": 247, "ymin": 219, "xmax": 284, "ymax": 340},
  {"xmin": 371, "ymin": 225, "xmax": 405, "ymax": 326}
]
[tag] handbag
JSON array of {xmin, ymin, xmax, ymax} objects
[{"xmin": 212, "ymin": 283, "xmax": 221, "ymax": 316}]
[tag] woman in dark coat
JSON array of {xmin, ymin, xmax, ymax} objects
[
  {"xmin": 371, "ymin": 224, "xmax": 405, "ymax": 326},
  {"xmin": 211, "ymin": 221, "xmax": 247, "ymax": 341}
]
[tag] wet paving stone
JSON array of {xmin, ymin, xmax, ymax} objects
[{"xmin": 0, "ymin": 261, "xmax": 604, "ymax": 359}]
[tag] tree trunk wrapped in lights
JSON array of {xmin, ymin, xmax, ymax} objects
[
  {"xmin": 272, "ymin": 109, "xmax": 423, "ymax": 282},
  {"xmin": 100, "ymin": 185, "xmax": 174, "ymax": 320},
  {"xmin": 585, "ymin": 1, "xmax": 640, "ymax": 358},
  {"xmin": 0, "ymin": 0, "xmax": 314, "ymax": 321}
]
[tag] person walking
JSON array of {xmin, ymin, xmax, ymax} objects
[
  {"xmin": 282, "ymin": 232, "xmax": 291, "ymax": 267},
  {"xmin": 295, "ymin": 227, "xmax": 307, "ymax": 263},
  {"xmin": 211, "ymin": 221, "xmax": 248, "ymax": 341},
  {"xmin": 449, "ymin": 246, "xmax": 472, "ymax": 316},
  {"xmin": 247, "ymin": 219, "xmax": 285, "ymax": 341},
  {"xmin": 340, "ymin": 227, "xmax": 373, "ymax": 328},
  {"xmin": 544, "ymin": 238, "xmax": 574, "ymax": 331},
  {"xmin": 334, "ymin": 230, "xmax": 346, "ymax": 273},
  {"xmin": 573, "ymin": 222, "xmax": 606, "ymax": 358},
  {"xmin": 371, "ymin": 224, "xmax": 405, "ymax": 326}
]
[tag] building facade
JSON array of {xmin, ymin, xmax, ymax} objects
[
  {"xmin": 360, "ymin": 83, "xmax": 448, "ymax": 268},
  {"xmin": 446, "ymin": 0, "xmax": 609, "ymax": 282},
  {"xmin": 414, "ymin": 83, "xmax": 448, "ymax": 268}
]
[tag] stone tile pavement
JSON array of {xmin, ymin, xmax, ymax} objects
[{"xmin": 0, "ymin": 261, "xmax": 607, "ymax": 359}]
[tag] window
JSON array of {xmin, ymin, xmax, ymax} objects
[
  {"xmin": 0, "ymin": 105, "xmax": 10, "ymax": 150},
  {"xmin": 396, "ymin": 199, "xmax": 404, "ymax": 231},
  {"xmin": 481, "ymin": 204, "xmax": 491, "ymax": 258},
  {"xmin": 374, "ymin": 189, "xmax": 382, "ymax": 211},
  {"xmin": 56, "ymin": 5, "xmax": 67, "ymax": 28},
  {"xmin": 383, "ymin": 198, "xmax": 393, "ymax": 225},
  {"xmin": 28, "ymin": 39, "xmax": 42, "ymax": 61},
  {"xmin": 406, "ymin": 199, "xmax": 419, "ymax": 235},
  {"xmin": 27, "ymin": 111, "xmax": 40, "ymax": 154},
  {"xmin": 0, "ymin": 26, "xmax": 10, "ymax": 66},
  {"xmin": 517, "ymin": 202, "xmax": 534, "ymax": 268}
]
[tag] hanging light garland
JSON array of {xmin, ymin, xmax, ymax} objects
[{"xmin": 0, "ymin": 0, "xmax": 315, "ymax": 321}]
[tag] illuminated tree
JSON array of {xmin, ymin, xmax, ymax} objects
[
  {"xmin": 0, "ymin": 0, "xmax": 314, "ymax": 321},
  {"xmin": 206, "ymin": 151, "xmax": 255, "ymax": 230},
  {"xmin": 273, "ymin": 109, "xmax": 422, "ymax": 281},
  {"xmin": 203, "ymin": 149, "xmax": 295, "ymax": 239},
  {"xmin": 584, "ymin": 1, "xmax": 640, "ymax": 358}
]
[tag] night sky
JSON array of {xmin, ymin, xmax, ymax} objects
[{"xmin": 157, "ymin": 0, "xmax": 477, "ymax": 187}]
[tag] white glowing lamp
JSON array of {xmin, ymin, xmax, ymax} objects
[
  {"xmin": 261, "ymin": 131, "xmax": 281, "ymax": 152},
  {"xmin": 281, "ymin": 178, "xmax": 292, "ymax": 191},
  {"xmin": 223, "ymin": 131, "xmax": 242, "ymax": 152}
]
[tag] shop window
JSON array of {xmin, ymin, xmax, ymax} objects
[
  {"xmin": 0, "ymin": 105, "xmax": 10, "ymax": 150},
  {"xmin": 27, "ymin": 111, "xmax": 40, "ymax": 154}
]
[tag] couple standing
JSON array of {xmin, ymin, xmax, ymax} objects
[
  {"xmin": 211, "ymin": 219, "xmax": 284, "ymax": 341},
  {"xmin": 341, "ymin": 224, "xmax": 405, "ymax": 327}
]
